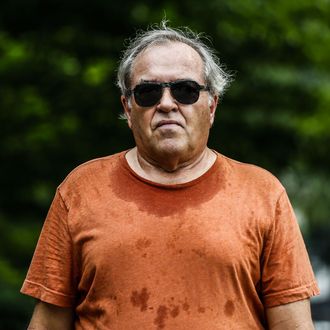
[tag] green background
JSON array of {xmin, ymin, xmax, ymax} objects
[{"xmin": 1, "ymin": 0, "xmax": 329, "ymax": 328}]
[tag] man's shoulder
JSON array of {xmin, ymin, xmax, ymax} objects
[
  {"xmin": 59, "ymin": 150, "xmax": 126, "ymax": 189},
  {"xmin": 218, "ymin": 153, "xmax": 285, "ymax": 193}
]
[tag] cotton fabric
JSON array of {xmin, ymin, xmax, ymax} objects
[{"xmin": 21, "ymin": 151, "xmax": 319, "ymax": 329}]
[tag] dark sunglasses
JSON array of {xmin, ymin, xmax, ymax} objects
[{"xmin": 127, "ymin": 80, "xmax": 209, "ymax": 107}]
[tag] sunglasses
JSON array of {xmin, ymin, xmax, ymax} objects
[{"xmin": 127, "ymin": 80, "xmax": 209, "ymax": 107}]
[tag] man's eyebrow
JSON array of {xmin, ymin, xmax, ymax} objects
[
  {"xmin": 138, "ymin": 79, "xmax": 192, "ymax": 84},
  {"xmin": 139, "ymin": 79, "xmax": 159, "ymax": 84}
]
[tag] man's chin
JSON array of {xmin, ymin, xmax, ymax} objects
[
  {"xmin": 155, "ymin": 127, "xmax": 184, "ymax": 140},
  {"xmin": 154, "ymin": 140, "xmax": 186, "ymax": 154}
]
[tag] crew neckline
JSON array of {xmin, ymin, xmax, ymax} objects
[{"xmin": 120, "ymin": 150, "xmax": 221, "ymax": 189}]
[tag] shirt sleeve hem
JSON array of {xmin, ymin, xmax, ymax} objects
[
  {"xmin": 20, "ymin": 279, "xmax": 75, "ymax": 308},
  {"xmin": 263, "ymin": 280, "xmax": 320, "ymax": 308}
]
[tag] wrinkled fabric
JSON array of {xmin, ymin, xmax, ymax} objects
[{"xmin": 21, "ymin": 151, "xmax": 319, "ymax": 329}]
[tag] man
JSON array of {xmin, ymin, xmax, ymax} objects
[{"xmin": 22, "ymin": 23, "xmax": 319, "ymax": 329}]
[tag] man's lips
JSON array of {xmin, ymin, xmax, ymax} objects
[{"xmin": 155, "ymin": 120, "xmax": 183, "ymax": 128}]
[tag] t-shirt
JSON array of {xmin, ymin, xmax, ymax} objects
[{"xmin": 21, "ymin": 151, "xmax": 319, "ymax": 329}]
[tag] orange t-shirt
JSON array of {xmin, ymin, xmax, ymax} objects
[{"xmin": 21, "ymin": 151, "xmax": 319, "ymax": 329}]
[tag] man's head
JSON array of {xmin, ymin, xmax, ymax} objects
[
  {"xmin": 117, "ymin": 22, "xmax": 231, "ymax": 169},
  {"xmin": 117, "ymin": 22, "xmax": 231, "ymax": 99}
]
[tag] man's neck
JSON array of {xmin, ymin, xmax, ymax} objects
[{"xmin": 125, "ymin": 147, "xmax": 217, "ymax": 185}]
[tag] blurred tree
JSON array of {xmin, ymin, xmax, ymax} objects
[{"xmin": 0, "ymin": 0, "xmax": 329, "ymax": 327}]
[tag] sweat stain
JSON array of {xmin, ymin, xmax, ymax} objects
[
  {"xmin": 130, "ymin": 287, "xmax": 150, "ymax": 312},
  {"xmin": 182, "ymin": 301, "xmax": 190, "ymax": 313},
  {"xmin": 198, "ymin": 307, "xmax": 205, "ymax": 313},
  {"xmin": 192, "ymin": 248, "xmax": 207, "ymax": 258},
  {"xmin": 136, "ymin": 238, "xmax": 152, "ymax": 250},
  {"xmin": 109, "ymin": 154, "xmax": 227, "ymax": 218},
  {"xmin": 170, "ymin": 305, "xmax": 180, "ymax": 318},
  {"xmin": 224, "ymin": 300, "xmax": 235, "ymax": 317},
  {"xmin": 154, "ymin": 305, "xmax": 168, "ymax": 329}
]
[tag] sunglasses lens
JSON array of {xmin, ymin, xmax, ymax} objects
[
  {"xmin": 134, "ymin": 84, "xmax": 162, "ymax": 107},
  {"xmin": 132, "ymin": 80, "xmax": 204, "ymax": 107},
  {"xmin": 172, "ymin": 81, "xmax": 200, "ymax": 104}
]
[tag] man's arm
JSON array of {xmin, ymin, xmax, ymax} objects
[
  {"xmin": 266, "ymin": 299, "xmax": 314, "ymax": 329},
  {"xmin": 28, "ymin": 300, "xmax": 74, "ymax": 330}
]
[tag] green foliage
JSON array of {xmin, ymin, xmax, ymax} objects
[{"xmin": 0, "ymin": 0, "xmax": 329, "ymax": 327}]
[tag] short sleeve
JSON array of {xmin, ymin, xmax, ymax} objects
[
  {"xmin": 20, "ymin": 188, "xmax": 76, "ymax": 307},
  {"xmin": 261, "ymin": 190, "xmax": 319, "ymax": 307}
]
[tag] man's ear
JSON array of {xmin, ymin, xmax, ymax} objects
[
  {"xmin": 209, "ymin": 95, "xmax": 218, "ymax": 127},
  {"xmin": 121, "ymin": 95, "xmax": 132, "ymax": 129}
]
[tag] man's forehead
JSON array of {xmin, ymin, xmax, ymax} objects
[
  {"xmin": 136, "ymin": 41, "xmax": 202, "ymax": 63},
  {"xmin": 131, "ymin": 41, "xmax": 204, "ymax": 82}
]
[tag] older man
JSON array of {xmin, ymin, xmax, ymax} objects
[{"xmin": 22, "ymin": 23, "xmax": 319, "ymax": 329}]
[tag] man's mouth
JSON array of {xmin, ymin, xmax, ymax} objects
[{"xmin": 155, "ymin": 120, "xmax": 183, "ymax": 128}]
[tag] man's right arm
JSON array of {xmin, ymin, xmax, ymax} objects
[{"xmin": 28, "ymin": 300, "xmax": 74, "ymax": 330}]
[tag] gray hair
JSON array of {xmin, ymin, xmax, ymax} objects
[{"xmin": 117, "ymin": 22, "xmax": 232, "ymax": 98}]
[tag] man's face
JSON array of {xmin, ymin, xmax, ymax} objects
[{"xmin": 121, "ymin": 42, "xmax": 218, "ymax": 165}]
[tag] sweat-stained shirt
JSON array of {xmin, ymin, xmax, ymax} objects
[{"xmin": 21, "ymin": 151, "xmax": 319, "ymax": 329}]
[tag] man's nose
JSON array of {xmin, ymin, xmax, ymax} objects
[{"xmin": 156, "ymin": 87, "xmax": 178, "ymax": 112}]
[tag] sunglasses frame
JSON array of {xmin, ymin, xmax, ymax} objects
[{"xmin": 126, "ymin": 79, "xmax": 209, "ymax": 107}]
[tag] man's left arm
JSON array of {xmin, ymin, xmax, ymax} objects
[{"xmin": 266, "ymin": 299, "xmax": 314, "ymax": 329}]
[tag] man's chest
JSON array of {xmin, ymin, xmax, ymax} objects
[
  {"xmin": 70, "ymin": 194, "xmax": 267, "ymax": 286},
  {"xmin": 68, "ymin": 184, "xmax": 269, "ymax": 329}
]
